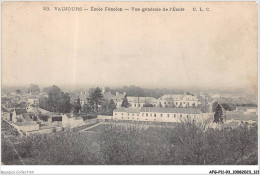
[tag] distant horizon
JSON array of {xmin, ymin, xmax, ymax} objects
[{"xmin": 1, "ymin": 83, "xmax": 256, "ymax": 95}]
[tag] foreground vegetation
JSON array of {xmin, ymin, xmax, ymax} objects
[{"xmin": 2, "ymin": 122, "xmax": 257, "ymax": 165}]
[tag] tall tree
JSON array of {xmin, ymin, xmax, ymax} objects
[
  {"xmin": 108, "ymin": 99, "xmax": 117, "ymax": 114},
  {"xmin": 213, "ymin": 104, "xmax": 224, "ymax": 124},
  {"xmin": 43, "ymin": 85, "xmax": 71, "ymax": 113},
  {"xmin": 87, "ymin": 87, "xmax": 104, "ymax": 114},
  {"xmin": 212, "ymin": 101, "xmax": 218, "ymax": 112},
  {"xmin": 72, "ymin": 97, "xmax": 81, "ymax": 114},
  {"xmin": 121, "ymin": 94, "xmax": 129, "ymax": 108}
]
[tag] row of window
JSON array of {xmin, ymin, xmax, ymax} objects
[
  {"xmin": 112, "ymin": 117, "xmax": 176, "ymax": 121},
  {"xmin": 162, "ymin": 102, "xmax": 196, "ymax": 106},
  {"xmin": 114, "ymin": 113, "xmax": 195, "ymax": 118}
]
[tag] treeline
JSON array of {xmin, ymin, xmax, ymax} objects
[
  {"xmin": 105, "ymin": 86, "xmax": 186, "ymax": 98},
  {"xmin": 2, "ymin": 123, "xmax": 257, "ymax": 165}
]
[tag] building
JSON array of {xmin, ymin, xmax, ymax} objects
[
  {"xmin": 236, "ymin": 107, "xmax": 258, "ymax": 115},
  {"xmin": 128, "ymin": 96, "xmax": 157, "ymax": 108},
  {"xmin": 110, "ymin": 107, "xmax": 203, "ymax": 123},
  {"xmin": 158, "ymin": 94, "xmax": 198, "ymax": 107},
  {"xmin": 11, "ymin": 108, "xmax": 28, "ymax": 123},
  {"xmin": 27, "ymin": 98, "xmax": 40, "ymax": 106},
  {"xmin": 103, "ymin": 91, "xmax": 126, "ymax": 108},
  {"xmin": 62, "ymin": 113, "xmax": 84, "ymax": 128}
]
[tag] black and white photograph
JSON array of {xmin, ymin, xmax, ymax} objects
[{"xmin": 1, "ymin": 1, "xmax": 258, "ymax": 174}]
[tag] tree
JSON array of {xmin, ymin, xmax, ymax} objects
[
  {"xmin": 16, "ymin": 89, "xmax": 22, "ymax": 94},
  {"xmin": 212, "ymin": 101, "xmax": 218, "ymax": 112},
  {"xmin": 87, "ymin": 87, "xmax": 104, "ymax": 114},
  {"xmin": 213, "ymin": 104, "xmax": 224, "ymax": 124},
  {"xmin": 40, "ymin": 85, "xmax": 71, "ymax": 113},
  {"xmin": 108, "ymin": 99, "xmax": 116, "ymax": 112},
  {"xmin": 121, "ymin": 94, "xmax": 129, "ymax": 108},
  {"xmin": 158, "ymin": 102, "xmax": 163, "ymax": 108},
  {"xmin": 72, "ymin": 97, "xmax": 81, "ymax": 114},
  {"xmin": 28, "ymin": 84, "xmax": 40, "ymax": 93}
]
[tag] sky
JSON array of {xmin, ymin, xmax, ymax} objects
[{"xmin": 2, "ymin": 2, "xmax": 258, "ymax": 93}]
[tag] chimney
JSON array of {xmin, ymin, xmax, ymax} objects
[{"xmin": 116, "ymin": 92, "xmax": 119, "ymax": 96}]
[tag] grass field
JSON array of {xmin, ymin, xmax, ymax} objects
[{"xmin": 84, "ymin": 123, "xmax": 110, "ymax": 132}]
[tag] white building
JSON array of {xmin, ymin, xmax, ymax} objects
[
  {"xmin": 62, "ymin": 113, "xmax": 84, "ymax": 128},
  {"xmin": 158, "ymin": 94, "xmax": 198, "ymax": 107},
  {"xmin": 111, "ymin": 107, "xmax": 203, "ymax": 123}
]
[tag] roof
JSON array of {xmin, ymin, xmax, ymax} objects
[
  {"xmin": 236, "ymin": 107, "xmax": 248, "ymax": 111},
  {"xmin": 114, "ymin": 107, "xmax": 201, "ymax": 114},
  {"xmin": 114, "ymin": 108, "xmax": 141, "ymax": 113},
  {"xmin": 22, "ymin": 113, "xmax": 32, "ymax": 121},
  {"xmin": 75, "ymin": 117, "xmax": 83, "ymax": 120},
  {"xmin": 38, "ymin": 108, "xmax": 57, "ymax": 116},
  {"xmin": 63, "ymin": 113, "xmax": 74, "ymax": 118},
  {"xmin": 15, "ymin": 109, "xmax": 27, "ymax": 115},
  {"xmin": 226, "ymin": 113, "xmax": 257, "ymax": 121},
  {"xmin": 15, "ymin": 121, "xmax": 38, "ymax": 126},
  {"xmin": 103, "ymin": 92, "xmax": 116, "ymax": 100},
  {"xmin": 159, "ymin": 94, "xmax": 197, "ymax": 101},
  {"xmin": 128, "ymin": 97, "xmax": 157, "ymax": 104}
]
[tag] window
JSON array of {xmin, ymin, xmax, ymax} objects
[
  {"xmin": 167, "ymin": 114, "xmax": 170, "ymax": 117},
  {"xmin": 154, "ymin": 114, "xmax": 156, "ymax": 117},
  {"xmin": 122, "ymin": 117, "xmax": 124, "ymax": 119},
  {"xmin": 146, "ymin": 113, "xmax": 148, "ymax": 117},
  {"xmin": 137, "ymin": 114, "xmax": 139, "ymax": 116},
  {"xmin": 176, "ymin": 102, "xmax": 178, "ymax": 105},
  {"xmin": 150, "ymin": 113, "xmax": 152, "ymax": 117},
  {"xmin": 122, "ymin": 113, "xmax": 124, "ymax": 116},
  {"xmin": 174, "ymin": 114, "xmax": 176, "ymax": 118},
  {"xmin": 187, "ymin": 115, "xmax": 189, "ymax": 118},
  {"xmin": 180, "ymin": 115, "xmax": 182, "ymax": 118},
  {"xmin": 138, "ymin": 104, "xmax": 140, "ymax": 107},
  {"xmin": 183, "ymin": 102, "xmax": 186, "ymax": 104},
  {"xmin": 134, "ymin": 104, "xmax": 136, "ymax": 107},
  {"xmin": 142, "ymin": 113, "xmax": 144, "ymax": 116},
  {"xmin": 128, "ymin": 113, "xmax": 130, "ymax": 116},
  {"xmin": 132, "ymin": 114, "xmax": 134, "ymax": 116},
  {"xmin": 160, "ymin": 114, "xmax": 163, "ymax": 117}
]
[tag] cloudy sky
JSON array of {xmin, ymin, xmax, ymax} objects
[{"xmin": 2, "ymin": 2, "xmax": 258, "ymax": 92}]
